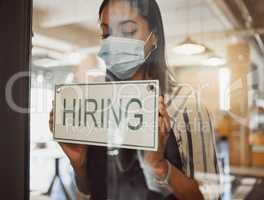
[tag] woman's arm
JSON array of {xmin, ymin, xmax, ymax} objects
[
  {"xmin": 171, "ymin": 165, "xmax": 203, "ymax": 200},
  {"xmin": 143, "ymin": 96, "xmax": 204, "ymax": 200},
  {"xmin": 49, "ymin": 110, "xmax": 91, "ymax": 196},
  {"xmin": 156, "ymin": 160, "xmax": 203, "ymax": 200},
  {"xmin": 74, "ymin": 164, "xmax": 91, "ymax": 195}
]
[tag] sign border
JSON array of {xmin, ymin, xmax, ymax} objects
[{"xmin": 53, "ymin": 80, "xmax": 159, "ymax": 151}]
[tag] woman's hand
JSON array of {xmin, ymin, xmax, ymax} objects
[
  {"xmin": 144, "ymin": 96, "xmax": 171, "ymax": 179},
  {"xmin": 49, "ymin": 110, "xmax": 87, "ymax": 171},
  {"xmin": 49, "ymin": 109, "xmax": 92, "ymax": 194},
  {"xmin": 144, "ymin": 97, "xmax": 204, "ymax": 200}
]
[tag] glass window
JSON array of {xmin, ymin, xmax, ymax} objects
[{"xmin": 30, "ymin": 1, "xmax": 264, "ymax": 200}]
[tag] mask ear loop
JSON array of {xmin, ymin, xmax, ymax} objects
[
  {"xmin": 143, "ymin": 32, "xmax": 158, "ymax": 80},
  {"xmin": 144, "ymin": 32, "xmax": 158, "ymax": 60}
]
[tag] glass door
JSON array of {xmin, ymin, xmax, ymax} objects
[{"xmin": 29, "ymin": 1, "xmax": 264, "ymax": 200}]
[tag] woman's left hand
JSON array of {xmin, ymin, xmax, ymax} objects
[{"xmin": 144, "ymin": 96, "xmax": 171, "ymax": 179}]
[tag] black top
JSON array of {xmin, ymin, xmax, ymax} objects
[
  {"xmin": 86, "ymin": 130, "xmax": 181, "ymax": 200},
  {"xmin": 83, "ymin": 71, "xmax": 182, "ymax": 200}
]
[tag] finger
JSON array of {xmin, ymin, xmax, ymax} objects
[
  {"xmin": 159, "ymin": 96, "xmax": 164, "ymax": 103},
  {"xmin": 159, "ymin": 116, "xmax": 170, "ymax": 139},
  {"xmin": 159, "ymin": 96, "xmax": 168, "ymax": 116},
  {"xmin": 49, "ymin": 110, "xmax": 54, "ymax": 133},
  {"xmin": 159, "ymin": 95, "xmax": 166, "ymax": 106},
  {"xmin": 49, "ymin": 118, "xmax": 52, "ymax": 128},
  {"xmin": 159, "ymin": 101, "xmax": 167, "ymax": 117},
  {"xmin": 163, "ymin": 112, "xmax": 171, "ymax": 132},
  {"xmin": 158, "ymin": 118, "xmax": 169, "ymax": 152},
  {"xmin": 49, "ymin": 120, "xmax": 53, "ymax": 133},
  {"xmin": 158, "ymin": 116, "xmax": 166, "ymax": 137},
  {"xmin": 158, "ymin": 98, "xmax": 171, "ymax": 131}
]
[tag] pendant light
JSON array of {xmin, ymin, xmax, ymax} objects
[
  {"xmin": 203, "ymin": 56, "xmax": 226, "ymax": 66},
  {"xmin": 202, "ymin": 13, "xmax": 226, "ymax": 67},
  {"xmin": 173, "ymin": 0, "xmax": 207, "ymax": 56},
  {"xmin": 173, "ymin": 37, "xmax": 206, "ymax": 55}
]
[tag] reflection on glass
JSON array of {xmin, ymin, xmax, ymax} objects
[{"xmin": 30, "ymin": 0, "xmax": 264, "ymax": 200}]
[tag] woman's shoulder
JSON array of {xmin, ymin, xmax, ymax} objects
[{"xmin": 165, "ymin": 85, "xmax": 211, "ymax": 123}]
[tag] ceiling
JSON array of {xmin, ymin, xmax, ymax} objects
[
  {"xmin": 244, "ymin": 0, "xmax": 264, "ymax": 28},
  {"xmin": 218, "ymin": 0, "xmax": 264, "ymax": 54},
  {"xmin": 32, "ymin": 0, "xmax": 263, "ymax": 68}
]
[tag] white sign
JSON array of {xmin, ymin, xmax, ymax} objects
[{"xmin": 54, "ymin": 80, "xmax": 159, "ymax": 151}]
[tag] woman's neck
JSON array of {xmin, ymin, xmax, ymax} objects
[{"xmin": 132, "ymin": 67, "xmax": 151, "ymax": 81}]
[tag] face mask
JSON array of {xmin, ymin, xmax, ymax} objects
[{"xmin": 98, "ymin": 32, "xmax": 157, "ymax": 80}]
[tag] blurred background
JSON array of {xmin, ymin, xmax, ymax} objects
[{"xmin": 30, "ymin": 0, "xmax": 264, "ymax": 200}]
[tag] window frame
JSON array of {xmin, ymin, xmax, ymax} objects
[{"xmin": 0, "ymin": 0, "xmax": 32, "ymax": 199}]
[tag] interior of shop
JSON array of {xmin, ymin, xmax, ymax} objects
[{"xmin": 30, "ymin": 0, "xmax": 264, "ymax": 200}]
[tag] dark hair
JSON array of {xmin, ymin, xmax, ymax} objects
[{"xmin": 99, "ymin": 0, "xmax": 167, "ymax": 93}]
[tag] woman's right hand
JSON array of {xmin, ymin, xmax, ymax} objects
[{"xmin": 49, "ymin": 110, "xmax": 87, "ymax": 171}]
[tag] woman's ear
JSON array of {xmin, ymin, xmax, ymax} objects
[
  {"xmin": 152, "ymin": 32, "xmax": 158, "ymax": 48},
  {"xmin": 149, "ymin": 31, "xmax": 158, "ymax": 49}
]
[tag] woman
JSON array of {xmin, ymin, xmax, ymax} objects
[{"xmin": 50, "ymin": 0, "xmax": 219, "ymax": 199}]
